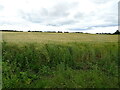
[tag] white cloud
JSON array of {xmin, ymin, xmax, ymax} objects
[
  {"xmin": 81, "ymin": 26, "xmax": 118, "ymax": 34},
  {"xmin": 0, "ymin": 0, "xmax": 119, "ymax": 33}
]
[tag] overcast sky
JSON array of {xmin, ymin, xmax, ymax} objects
[{"xmin": 0, "ymin": 0, "xmax": 119, "ymax": 33}]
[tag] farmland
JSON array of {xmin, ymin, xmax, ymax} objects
[
  {"xmin": 2, "ymin": 32, "xmax": 118, "ymax": 43},
  {"xmin": 1, "ymin": 32, "xmax": 119, "ymax": 88}
]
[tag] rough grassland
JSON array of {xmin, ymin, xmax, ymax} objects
[{"xmin": 1, "ymin": 32, "xmax": 119, "ymax": 88}]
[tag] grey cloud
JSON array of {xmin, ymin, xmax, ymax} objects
[
  {"xmin": 42, "ymin": 2, "xmax": 78, "ymax": 18},
  {"xmin": 18, "ymin": 0, "xmax": 117, "ymax": 29},
  {"xmin": 119, "ymin": 1, "xmax": 120, "ymax": 25},
  {"xmin": 46, "ymin": 24, "xmax": 59, "ymax": 26},
  {"xmin": 69, "ymin": 27, "xmax": 91, "ymax": 31},
  {"xmin": 91, "ymin": 0, "xmax": 112, "ymax": 4},
  {"xmin": 58, "ymin": 19, "xmax": 78, "ymax": 25},
  {"xmin": 98, "ymin": 10, "xmax": 117, "ymax": 25},
  {"xmin": 19, "ymin": 10, "xmax": 44, "ymax": 23},
  {"xmin": 0, "ymin": 5, "xmax": 4, "ymax": 10},
  {"xmin": 104, "ymin": 16, "xmax": 117, "ymax": 25},
  {"xmin": 46, "ymin": 19, "xmax": 78, "ymax": 26},
  {"xmin": 82, "ymin": 5, "xmax": 117, "ymax": 27},
  {"xmin": 40, "ymin": 8, "xmax": 48, "ymax": 16},
  {"xmin": 69, "ymin": 24, "xmax": 117, "ymax": 31},
  {"xmin": 49, "ymin": 3, "xmax": 71, "ymax": 17},
  {"xmin": 19, "ymin": 2, "xmax": 79, "ymax": 24},
  {"xmin": 50, "ymin": 2, "xmax": 78, "ymax": 17},
  {"xmin": 74, "ymin": 12, "xmax": 85, "ymax": 19}
]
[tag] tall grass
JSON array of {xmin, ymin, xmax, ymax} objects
[{"xmin": 2, "ymin": 42, "xmax": 119, "ymax": 88}]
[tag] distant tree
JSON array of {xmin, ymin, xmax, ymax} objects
[
  {"xmin": 64, "ymin": 31, "xmax": 69, "ymax": 33},
  {"xmin": 75, "ymin": 32, "xmax": 80, "ymax": 33},
  {"xmin": 58, "ymin": 31, "xmax": 62, "ymax": 33},
  {"xmin": 113, "ymin": 30, "xmax": 120, "ymax": 34},
  {"xmin": 28, "ymin": 30, "xmax": 30, "ymax": 32}
]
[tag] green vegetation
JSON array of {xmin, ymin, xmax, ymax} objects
[{"xmin": 1, "ymin": 32, "xmax": 119, "ymax": 88}]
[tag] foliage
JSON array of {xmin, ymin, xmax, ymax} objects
[{"xmin": 2, "ymin": 42, "xmax": 119, "ymax": 88}]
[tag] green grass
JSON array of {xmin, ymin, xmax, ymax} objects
[
  {"xmin": 1, "ymin": 32, "xmax": 119, "ymax": 88},
  {"xmin": 2, "ymin": 41, "xmax": 119, "ymax": 88}
]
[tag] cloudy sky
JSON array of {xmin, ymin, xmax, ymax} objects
[{"xmin": 0, "ymin": 0, "xmax": 119, "ymax": 33}]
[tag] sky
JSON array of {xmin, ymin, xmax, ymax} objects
[{"xmin": 0, "ymin": 0, "xmax": 119, "ymax": 33}]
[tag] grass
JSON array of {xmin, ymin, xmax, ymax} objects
[{"xmin": 1, "ymin": 32, "xmax": 119, "ymax": 88}]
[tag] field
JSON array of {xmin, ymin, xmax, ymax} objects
[
  {"xmin": 2, "ymin": 32, "xmax": 118, "ymax": 43},
  {"xmin": 1, "ymin": 32, "xmax": 119, "ymax": 88}
]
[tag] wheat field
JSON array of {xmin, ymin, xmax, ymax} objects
[{"xmin": 2, "ymin": 32, "xmax": 118, "ymax": 43}]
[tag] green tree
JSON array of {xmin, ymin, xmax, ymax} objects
[{"xmin": 113, "ymin": 30, "xmax": 120, "ymax": 34}]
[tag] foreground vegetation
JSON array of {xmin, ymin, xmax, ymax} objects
[
  {"xmin": 1, "ymin": 32, "xmax": 119, "ymax": 88},
  {"xmin": 2, "ymin": 41, "xmax": 119, "ymax": 88}
]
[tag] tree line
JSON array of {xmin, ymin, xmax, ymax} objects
[{"xmin": 0, "ymin": 30, "xmax": 120, "ymax": 34}]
